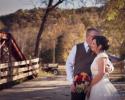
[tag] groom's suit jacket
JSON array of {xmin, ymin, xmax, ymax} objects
[{"xmin": 74, "ymin": 43, "xmax": 96, "ymax": 77}]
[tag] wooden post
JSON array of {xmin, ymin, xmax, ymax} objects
[
  {"xmin": 52, "ymin": 39, "xmax": 56, "ymax": 63},
  {"xmin": 8, "ymin": 35, "xmax": 13, "ymax": 83}
]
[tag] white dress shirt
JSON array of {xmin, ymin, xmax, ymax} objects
[{"xmin": 65, "ymin": 42, "xmax": 89, "ymax": 84}]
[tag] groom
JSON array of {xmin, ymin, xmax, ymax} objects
[{"xmin": 66, "ymin": 28, "xmax": 100, "ymax": 100}]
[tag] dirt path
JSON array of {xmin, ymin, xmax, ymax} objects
[
  {"xmin": 0, "ymin": 75, "xmax": 125, "ymax": 100},
  {"xmin": 0, "ymin": 75, "xmax": 71, "ymax": 100}
]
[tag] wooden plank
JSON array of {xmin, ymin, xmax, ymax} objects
[
  {"xmin": 12, "ymin": 58, "xmax": 39, "ymax": 67},
  {"xmin": 48, "ymin": 63, "xmax": 58, "ymax": 67},
  {"xmin": 112, "ymin": 82, "xmax": 125, "ymax": 85},
  {"xmin": 0, "ymin": 69, "xmax": 39, "ymax": 85},
  {"xmin": 0, "ymin": 63, "xmax": 8, "ymax": 69},
  {"xmin": 0, "ymin": 58, "xmax": 39, "ymax": 85},
  {"xmin": 0, "ymin": 78, "xmax": 7, "ymax": 85},
  {"xmin": 0, "ymin": 58, "xmax": 39, "ymax": 69},
  {"xmin": 12, "ymin": 69, "xmax": 39, "ymax": 81},
  {"xmin": 0, "ymin": 64, "xmax": 39, "ymax": 77}
]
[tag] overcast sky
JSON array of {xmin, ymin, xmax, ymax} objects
[
  {"xmin": 0, "ymin": 0, "xmax": 37, "ymax": 16},
  {"xmin": 0, "ymin": 0, "xmax": 102, "ymax": 16}
]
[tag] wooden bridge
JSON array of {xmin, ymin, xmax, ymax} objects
[
  {"xmin": 0, "ymin": 58, "xmax": 39, "ymax": 85},
  {"xmin": 0, "ymin": 31, "xmax": 40, "ymax": 86}
]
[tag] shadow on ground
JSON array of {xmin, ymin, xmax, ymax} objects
[{"xmin": 0, "ymin": 76, "xmax": 71, "ymax": 100}]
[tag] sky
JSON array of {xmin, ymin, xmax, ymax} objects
[
  {"xmin": 0, "ymin": 0, "xmax": 38, "ymax": 16},
  {"xmin": 0, "ymin": 0, "xmax": 103, "ymax": 16}
]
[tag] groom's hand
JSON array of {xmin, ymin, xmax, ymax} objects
[{"xmin": 70, "ymin": 83, "xmax": 76, "ymax": 92}]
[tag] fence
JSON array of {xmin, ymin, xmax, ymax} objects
[
  {"xmin": 110, "ymin": 60, "xmax": 125, "ymax": 81},
  {"xmin": 0, "ymin": 58, "xmax": 39, "ymax": 85}
]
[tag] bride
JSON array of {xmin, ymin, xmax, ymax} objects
[{"xmin": 86, "ymin": 36, "xmax": 121, "ymax": 100}]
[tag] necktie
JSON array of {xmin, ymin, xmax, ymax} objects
[
  {"xmin": 88, "ymin": 48, "xmax": 90, "ymax": 52},
  {"xmin": 87, "ymin": 47, "xmax": 91, "ymax": 53}
]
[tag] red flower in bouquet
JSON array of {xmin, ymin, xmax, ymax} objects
[{"xmin": 74, "ymin": 72, "xmax": 91, "ymax": 93}]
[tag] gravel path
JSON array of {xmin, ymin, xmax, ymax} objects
[
  {"xmin": 0, "ymin": 75, "xmax": 71, "ymax": 100},
  {"xmin": 0, "ymin": 75, "xmax": 125, "ymax": 100}
]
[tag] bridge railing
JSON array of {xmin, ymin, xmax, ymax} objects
[
  {"xmin": 113, "ymin": 60, "xmax": 125, "ymax": 73},
  {"xmin": 109, "ymin": 60, "xmax": 125, "ymax": 81},
  {"xmin": 0, "ymin": 58, "xmax": 39, "ymax": 85}
]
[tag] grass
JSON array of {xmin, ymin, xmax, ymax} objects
[{"xmin": 38, "ymin": 70, "xmax": 55, "ymax": 77}]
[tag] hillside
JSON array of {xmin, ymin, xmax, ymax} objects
[{"xmin": 0, "ymin": 7, "xmax": 125, "ymax": 63}]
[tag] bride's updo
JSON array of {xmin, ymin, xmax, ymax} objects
[{"xmin": 92, "ymin": 36, "xmax": 109, "ymax": 50}]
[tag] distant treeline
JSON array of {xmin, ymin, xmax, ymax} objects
[{"xmin": 0, "ymin": 6, "xmax": 125, "ymax": 63}]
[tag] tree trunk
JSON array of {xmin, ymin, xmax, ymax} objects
[
  {"xmin": 34, "ymin": 0, "xmax": 53, "ymax": 57},
  {"xmin": 34, "ymin": 0, "xmax": 64, "ymax": 57},
  {"xmin": 34, "ymin": 9, "xmax": 50, "ymax": 57}
]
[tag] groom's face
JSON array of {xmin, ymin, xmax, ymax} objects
[{"xmin": 86, "ymin": 31, "xmax": 99, "ymax": 46}]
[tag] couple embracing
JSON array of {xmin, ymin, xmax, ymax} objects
[{"xmin": 66, "ymin": 28, "xmax": 121, "ymax": 100}]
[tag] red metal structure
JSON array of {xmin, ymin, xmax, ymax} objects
[{"xmin": 0, "ymin": 32, "xmax": 26, "ymax": 63}]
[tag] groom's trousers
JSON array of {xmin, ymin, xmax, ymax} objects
[{"xmin": 71, "ymin": 92, "xmax": 86, "ymax": 100}]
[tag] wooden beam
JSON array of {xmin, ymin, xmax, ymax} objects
[
  {"xmin": 0, "ymin": 69, "xmax": 39, "ymax": 85},
  {"xmin": 0, "ymin": 64, "xmax": 39, "ymax": 77},
  {"xmin": 0, "ymin": 58, "xmax": 39, "ymax": 85},
  {"xmin": 0, "ymin": 58, "xmax": 39, "ymax": 69}
]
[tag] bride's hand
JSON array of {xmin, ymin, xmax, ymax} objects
[{"xmin": 86, "ymin": 86, "xmax": 91, "ymax": 98}]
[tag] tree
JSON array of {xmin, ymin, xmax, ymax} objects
[
  {"xmin": 34, "ymin": 0, "xmax": 64, "ymax": 57},
  {"xmin": 0, "ymin": 21, "xmax": 5, "ymax": 30},
  {"xmin": 99, "ymin": 0, "xmax": 125, "ymax": 56},
  {"xmin": 34, "ymin": 0, "xmax": 107, "ymax": 57},
  {"xmin": 105, "ymin": 0, "xmax": 125, "ymax": 21},
  {"xmin": 119, "ymin": 39, "xmax": 125, "ymax": 60}
]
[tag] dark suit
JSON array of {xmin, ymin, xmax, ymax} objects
[
  {"xmin": 71, "ymin": 92, "xmax": 86, "ymax": 100},
  {"xmin": 71, "ymin": 43, "xmax": 95, "ymax": 100}
]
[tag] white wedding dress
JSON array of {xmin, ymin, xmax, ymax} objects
[{"xmin": 88, "ymin": 52, "xmax": 121, "ymax": 100}]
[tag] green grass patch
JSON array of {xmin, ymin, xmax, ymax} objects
[{"xmin": 38, "ymin": 70, "xmax": 55, "ymax": 77}]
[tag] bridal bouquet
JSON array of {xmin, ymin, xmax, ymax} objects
[{"xmin": 74, "ymin": 72, "xmax": 91, "ymax": 93}]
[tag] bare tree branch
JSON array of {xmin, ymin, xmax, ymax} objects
[
  {"xmin": 30, "ymin": 0, "xmax": 37, "ymax": 8},
  {"xmin": 50, "ymin": 0, "xmax": 64, "ymax": 9}
]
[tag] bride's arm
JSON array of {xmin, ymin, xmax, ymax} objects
[{"xmin": 90, "ymin": 57, "xmax": 107, "ymax": 87}]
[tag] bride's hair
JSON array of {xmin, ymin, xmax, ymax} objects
[{"xmin": 93, "ymin": 36, "xmax": 109, "ymax": 50}]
